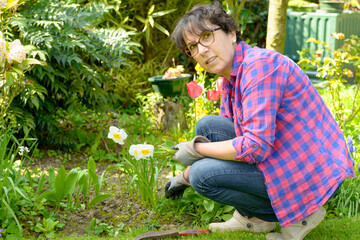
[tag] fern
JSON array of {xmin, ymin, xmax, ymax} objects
[{"xmin": 7, "ymin": 0, "xmax": 139, "ymax": 146}]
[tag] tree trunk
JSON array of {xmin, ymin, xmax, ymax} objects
[{"xmin": 266, "ymin": 0, "xmax": 289, "ymax": 53}]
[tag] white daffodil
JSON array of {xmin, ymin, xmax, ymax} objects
[
  {"xmin": 129, "ymin": 144, "xmax": 154, "ymax": 160},
  {"xmin": 8, "ymin": 39, "xmax": 26, "ymax": 64},
  {"xmin": 107, "ymin": 126, "xmax": 128, "ymax": 145}
]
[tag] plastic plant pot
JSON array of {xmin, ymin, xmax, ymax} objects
[
  {"xmin": 319, "ymin": 0, "xmax": 345, "ymax": 13},
  {"xmin": 148, "ymin": 74, "xmax": 192, "ymax": 98}
]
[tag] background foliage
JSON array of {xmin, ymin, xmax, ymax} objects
[{"xmin": 8, "ymin": 0, "xmax": 137, "ymax": 147}]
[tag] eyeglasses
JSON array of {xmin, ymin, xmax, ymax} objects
[{"xmin": 184, "ymin": 27, "xmax": 222, "ymax": 57}]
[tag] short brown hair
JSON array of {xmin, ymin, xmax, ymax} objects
[{"xmin": 171, "ymin": 1, "xmax": 242, "ymax": 51}]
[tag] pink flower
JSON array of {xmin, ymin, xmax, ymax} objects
[
  {"xmin": 207, "ymin": 89, "xmax": 220, "ymax": 101},
  {"xmin": 216, "ymin": 77, "xmax": 224, "ymax": 95},
  {"xmin": 187, "ymin": 81, "xmax": 203, "ymax": 99}
]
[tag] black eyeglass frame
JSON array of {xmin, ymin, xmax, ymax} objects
[{"xmin": 183, "ymin": 27, "xmax": 222, "ymax": 57}]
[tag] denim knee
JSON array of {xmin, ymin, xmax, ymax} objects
[
  {"xmin": 189, "ymin": 159, "xmax": 214, "ymax": 196},
  {"xmin": 196, "ymin": 115, "xmax": 236, "ymax": 142}
]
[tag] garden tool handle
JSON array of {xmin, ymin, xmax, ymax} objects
[{"xmin": 178, "ymin": 229, "xmax": 212, "ymax": 236}]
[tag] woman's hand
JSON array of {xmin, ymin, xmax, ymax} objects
[{"xmin": 172, "ymin": 136, "xmax": 210, "ymax": 165}]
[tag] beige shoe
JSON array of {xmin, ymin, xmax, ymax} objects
[
  {"xmin": 266, "ymin": 206, "xmax": 326, "ymax": 240},
  {"xmin": 209, "ymin": 210, "xmax": 276, "ymax": 233}
]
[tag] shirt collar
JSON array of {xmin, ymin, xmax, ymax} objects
[{"xmin": 228, "ymin": 41, "xmax": 252, "ymax": 84}]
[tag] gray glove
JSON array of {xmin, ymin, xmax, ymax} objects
[
  {"xmin": 172, "ymin": 136, "xmax": 210, "ymax": 165},
  {"xmin": 164, "ymin": 172, "xmax": 191, "ymax": 200}
]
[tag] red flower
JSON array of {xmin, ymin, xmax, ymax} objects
[
  {"xmin": 207, "ymin": 89, "xmax": 221, "ymax": 101},
  {"xmin": 187, "ymin": 81, "xmax": 203, "ymax": 99},
  {"xmin": 216, "ymin": 77, "xmax": 224, "ymax": 95}
]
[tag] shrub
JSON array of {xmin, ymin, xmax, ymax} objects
[{"xmin": 8, "ymin": 0, "xmax": 139, "ymax": 147}]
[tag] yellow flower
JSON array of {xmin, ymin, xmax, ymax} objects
[
  {"xmin": 178, "ymin": 137, "xmax": 186, "ymax": 143},
  {"xmin": 195, "ymin": 63, "xmax": 204, "ymax": 73},
  {"xmin": 129, "ymin": 144, "xmax": 154, "ymax": 160},
  {"xmin": 107, "ymin": 126, "xmax": 128, "ymax": 145}
]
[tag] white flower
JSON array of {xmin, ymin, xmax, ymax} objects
[
  {"xmin": 107, "ymin": 126, "xmax": 128, "ymax": 145},
  {"xmin": 8, "ymin": 39, "xmax": 26, "ymax": 64},
  {"xmin": 129, "ymin": 144, "xmax": 154, "ymax": 160},
  {"xmin": 0, "ymin": 0, "xmax": 7, "ymax": 9},
  {"xmin": 18, "ymin": 146, "xmax": 30, "ymax": 156}
]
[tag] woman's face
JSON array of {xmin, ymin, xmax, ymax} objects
[{"xmin": 183, "ymin": 23, "xmax": 237, "ymax": 79}]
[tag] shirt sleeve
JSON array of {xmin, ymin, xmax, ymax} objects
[{"xmin": 232, "ymin": 58, "xmax": 290, "ymax": 164}]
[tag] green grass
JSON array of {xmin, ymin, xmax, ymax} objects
[{"xmin": 55, "ymin": 215, "xmax": 360, "ymax": 240}]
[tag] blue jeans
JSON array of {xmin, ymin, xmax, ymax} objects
[
  {"xmin": 189, "ymin": 115, "xmax": 341, "ymax": 223},
  {"xmin": 189, "ymin": 115, "xmax": 278, "ymax": 222}
]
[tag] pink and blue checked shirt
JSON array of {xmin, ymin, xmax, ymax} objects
[{"xmin": 220, "ymin": 42, "xmax": 355, "ymax": 227}]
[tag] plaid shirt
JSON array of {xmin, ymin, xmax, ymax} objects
[{"xmin": 220, "ymin": 42, "xmax": 355, "ymax": 227}]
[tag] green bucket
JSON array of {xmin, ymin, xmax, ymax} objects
[{"xmin": 148, "ymin": 74, "xmax": 192, "ymax": 98}]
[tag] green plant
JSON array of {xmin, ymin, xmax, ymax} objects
[
  {"xmin": 0, "ymin": 130, "xmax": 37, "ymax": 238},
  {"xmin": 107, "ymin": 126, "xmax": 163, "ymax": 207},
  {"xmin": 0, "ymin": 1, "xmax": 44, "ymax": 134},
  {"xmin": 223, "ymin": 0, "xmax": 268, "ymax": 47},
  {"xmin": 109, "ymin": 60, "xmax": 164, "ymax": 108},
  {"xmin": 34, "ymin": 217, "xmax": 60, "ymax": 239},
  {"xmin": 298, "ymin": 33, "xmax": 360, "ymax": 131},
  {"xmin": 85, "ymin": 218, "xmax": 125, "ymax": 237},
  {"xmin": 36, "ymin": 157, "xmax": 112, "ymax": 211},
  {"xmin": 7, "ymin": 0, "xmax": 138, "ymax": 147},
  {"xmin": 134, "ymin": 4, "xmax": 176, "ymax": 46}
]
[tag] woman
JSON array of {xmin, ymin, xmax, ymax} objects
[{"xmin": 164, "ymin": 2, "xmax": 355, "ymax": 240}]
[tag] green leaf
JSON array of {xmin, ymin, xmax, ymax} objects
[
  {"xmin": 78, "ymin": 174, "xmax": 88, "ymax": 197},
  {"xmin": 221, "ymin": 213, "xmax": 233, "ymax": 221},
  {"xmin": 30, "ymin": 95, "xmax": 40, "ymax": 110},
  {"xmin": 203, "ymin": 199, "xmax": 215, "ymax": 212},
  {"xmin": 223, "ymin": 205, "xmax": 235, "ymax": 213},
  {"xmin": 88, "ymin": 157, "xmax": 96, "ymax": 175},
  {"xmin": 149, "ymin": 17, "xmax": 154, "ymax": 28},
  {"xmin": 148, "ymin": 5, "xmax": 155, "ymax": 15},
  {"xmin": 55, "ymin": 165, "xmax": 66, "ymax": 200},
  {"xmin": 21, "ymin": 58, "xmax": 42, "ymax": 66},
  {"xmin": 151, "ymin": 9, "xmax": 177, "ymax": 18},
  {"xmin": 63, "ymin": 168, "xmax": 78, "ymax": 197},
  {"xmin": 9, "ymin": 65, "xmax": 24, "ymax": 75},
  {"xmin": 87, "ymin": 194, "xmax": 112, "ymax": 208},
  {"xmin": 135, "ymin": 15, "xmax": 146, "ymax": 24},
  {"xmin": 154, "ymin": 22, "xmax": 169, "ymax": 36}
]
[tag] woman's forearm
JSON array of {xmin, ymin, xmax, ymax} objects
[{"xmin": 194, "ymin": 139, "xmax": 237, "ymax": 160}]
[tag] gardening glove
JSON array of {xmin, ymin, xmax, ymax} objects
[
  {"xmin": 172, "ymin": 136, "xmax": 210, "ymax": 165},
  {"xmin": 165, "ymin": 171, "xmax": 191, "ymax": 200}
]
